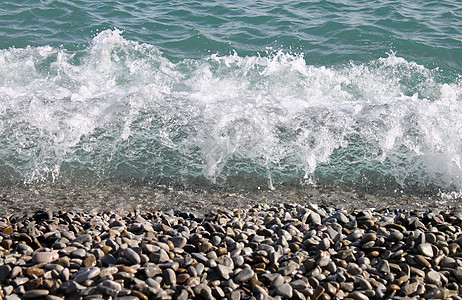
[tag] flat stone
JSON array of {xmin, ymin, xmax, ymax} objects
[
  {"xmin": 290, "ymin": 279, "xmax": 308, "ymax": 290},
  {"xmin": 270, "ymin": 274, "xmax": 285, "ymax": 288},
  {"xmin": 32, "ymin": 252, "xmax": 59, "ymax": 264},
  {"xmin": 309, "ymin": 212, "xmax": 322, "ymax": 225},
  {"xmin": 150, "ymin": 249, "xmax": 170, "ymax": 263},
  {"xmin": 73, "ymin": 234, "xmax": 92, "ymax": 244},
  {"xmin": 124, "ymin": 248, "xmax": 141, "ymax": 265},
  {"xmin": 163, "ymin": 268, "xmax": 176, "ymax": 285},
  {"xmin": 23, "ymin": 289, "xmax": 49, "ymax": 298},
  {"xmin": 74, "ymin": 267, "xmax": 101, "ymax": 283},
  {"xmin": 100, "ymin": 266, "xmax": 118, "ymax": 277},
  {"xmin": 403, "ymin": 281, "xmax": 419, "ymax": 296},
  {"xmin": 418, "ymin": 243, "xmax": 434, "ymax": 258},
  {"xmin": 144, "ymin": 265, "xmax": 161, "ymax": 278},
  {"xmin": 26, "ymin": 267, "xmax": 45, "ymax": 277},
  {"xmin": 275, "ymin": 283, "xmax": 293, "ymax": 298},
  {"xmin": 171, "ymin": 236, "xmax": 187, "ymax": 248},
  {"xmin": 388, "ymin": 230, "xmax": 404, "ymax": 242},
  {"xmin": 216, "ymin": 264, "xmax": 232, "ymax": 280},
  {"xmin": 177, "ymin": 273, "xmax": 190, "ymax": 284},
  {"xmin": 71, "ymin": 248, "xmax": 87, "ymax": 259},
  {"xmin": 348, "ymin": 291, "xmax": 369, "ymax": 300},
  {"xmin": 235, "ymin": 268, "xmax": 254, "ymax": 283},
  {"xmin": 101, "ymin": 279, "xmax": 122, "ymax": 291},
  {"xmin": 425, "ymin": 270, "xmax": 441, "ymax": 285},
  {"xmin": 0, "ymin": 265, "xmax": 11, "ymax": 283}
]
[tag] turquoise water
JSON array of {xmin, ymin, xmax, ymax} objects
[{"xmin": 0, "ymin": 0, "xmax": 461, "ymax": 195}]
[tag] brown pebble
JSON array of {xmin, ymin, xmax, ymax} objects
[
  {"xmin": 131, "ymin": 290, "xmax": 148, "ymax": 300},
  {"xmin": 388, "ymin": 284, "xmax": 401, "ymax": 291},
  {"xmin": 101, "ymin": 246, "xmax": 112, "ymax": 254},
  {"xmin": 26, "ymin": 267, "xmax": 45, "ymax": 277},
  {"xmin": 1, "ymin": 226, "xmax": 13, "ymax": 235},
  {"xmin": 84, "ymin": 255, "xmax": 96, "ymax": 267},
  {"xmin": 217, "ymin": 247, "xmax": 227, "ymax": 256},
  {"xmin": 177, "ymin": 273, "xmax": 190, "ymax": 284},
  {"xmin": 117, "ymin": 265, "xmax": 137, "ymax": 274}
]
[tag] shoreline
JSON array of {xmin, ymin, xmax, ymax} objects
[{"xmin": 1, "ymin": 183, "xmax": 460, "ymax": 218}]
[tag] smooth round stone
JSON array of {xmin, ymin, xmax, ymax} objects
[
  {"xmin": 71, "ymin": 248, "xmax": 87, "ymax": 259},
  {"xmin": 177, "ymin": 273, "xmax": 190, "ymax": 284},
  {"xmin": 150, "ymin": 249, "xmax": 170, "ymax": 263},
  {"xmin": 73, "ymin": 234, "xmax": 92, "ymax": 244},
  {"xmin": 44, "ymin": 263, "xmax": 64, "ymax": 272},
  {"xmin": 32, "ymin": 252, "xmax": 59, "ymax": 264},
  {"xmin": 415, "ymin": 255, "xmax": 432, "ymax": 268},
  {"xmin": 163, "ymin": 268, "xmax": 176, "ymax": 285},
  {"xmin": 317, "ymin": 256, "xmax": 330, "ymax": 268},
  {"xmin": 403, "ymin": 281, "xmax": 419, "ymax": 295},
  {"xmin": 232, "ymin": 255, "xmax": 245, "ymax": 267},
  {"xmin": 23, "ymin": 289, "xmax": 49, "ymax": 299},
  {"xmin": 418, "ymin": 243, "xmax": 434, "ymax": 258},
  {"xmin": 198, "ymin": 242, "xmax": 213, "ymax": 253},
  {"xmin": 74, "ymin": 267, "xmax": 101, "ymax": 283},
  {"xmin": 100, "ymin": 266, "xmax": 119, "ymax": 278},
  {"xmin": 348, "ymin": 291, "xmax": 369, "ymax": 300},
  {"xmin": 235, "ymin": 268, "xmax": 255, "ymax": 283},
  {"xmin": 26, "ymin": 267, "xmax": 45, "ymax": 277},
  {"xmin": 270, "ymin": 274, "xmax": 285, "ymax": 288},
  {"xmin": 101, "ymin": 279, "xmax": 122, "ymax": 291},
  {"xmin": 425, "ymin": 270, "xmax": 441, "ymax": 285},
  {"xmin": 124, "ymin": 248, "xmax": 141, "ymax": 265},
  {"xmin": 361, "ymin": 233, "xmax": 377, "ymax": 244},
  {"xmin": 347, "ymin": 263, "xmax": 362, "ymax": 276},
  {"xmin": 144, "ymin": 265, "xmax": 161, "ymax": 278},
  {"xmin": 171, "ymin": 236, "xmax": 187, "ymax": 249},
  {"xmin": 318, "ymin": 238, "xmax": 331, "ymax": 250},
  {"xmin": 388, "ymin": 230, "xmax": 404, "ymax": 242},
  {"xmin": 0, "ymin": 265, "xmax": 11, "ymax": 283},
  {"xmin": 84, "ymin": 255, "xmax": 97, "ymax": 267},
  {"xmin": 275, "ymin": 283, "xmax": 293, "ymax": 298},
  {"xmin": 101, "ymin": 254, "xmax": 117, "ymax": 266}
]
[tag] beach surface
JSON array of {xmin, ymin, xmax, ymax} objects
[{"xmin": 1, "ymin": 185, "xmax": 462, "ymax": 299}]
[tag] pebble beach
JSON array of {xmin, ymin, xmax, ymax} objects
[{"xmin": 1, "ymin": 185, "xmax": 462, "ymax": 299}]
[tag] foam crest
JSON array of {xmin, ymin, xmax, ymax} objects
[{"xmin": 0, "ymin": 29, "xmax": 461, "ymax": 194}]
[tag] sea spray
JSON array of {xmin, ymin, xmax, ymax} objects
[{"xmin": 0, "ymin": 29, "xmax": 461, "ymax": 194}]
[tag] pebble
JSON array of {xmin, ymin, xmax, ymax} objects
[
  {"xmin": 275, "ymin": 283, "xmax": 293, "ymax": 298},
  {"xmin": 124, "ymin": 248, "xmax": 141, "ymax": 265},
  {"xmin": 0, "ymin": 203, "xmax": 461, "ymax": 299},
  {"xmin": 418, "ymin": 243, "xmax": 434, "ymax": 258},
  {"xmin": 163, "ymin": 268, "xmax": 176, "ymax": 285},
  {"xmin": 235, "ymin": 268, "xmax": 254, "ymax": 283},
  {"xmin": 0, "ymin": 265, "xmax": 11, "ymax": 283},
  {"xmin": 32, "ymin": 251, "xmax": 59, "ymax": 264},
  {"xmin": 74, "ymin": 267, "xmax": 101, "ymax": 283}
]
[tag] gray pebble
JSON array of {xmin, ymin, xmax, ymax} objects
[
  {"xmin": 123, "ymin": 248, "xmax": 141, "ymax": 265},
  {"xmin": 275, "ymin": 283, "xmax": 293, "ymax": 298},
  {"xmin": 235, "ymin": 268, "xmax": 254, "ymax": 283}
]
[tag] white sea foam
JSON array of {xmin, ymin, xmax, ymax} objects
[{"xmin": 0, "ymin": 29, "xmax": 461, "ymax": 193}]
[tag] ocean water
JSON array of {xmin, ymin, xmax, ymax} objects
[{"xmin": 0, "ymin": 0, "xmax": 461, "ymax": 197}]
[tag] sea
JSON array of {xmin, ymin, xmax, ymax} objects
[{"xmin": 0, "ymin": 0, "xmax": 461, "ymax": 207}]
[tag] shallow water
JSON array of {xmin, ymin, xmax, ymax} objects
[{"xmin": 0, "ymin": 1, "xmax": 461, "ymax": 198}]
